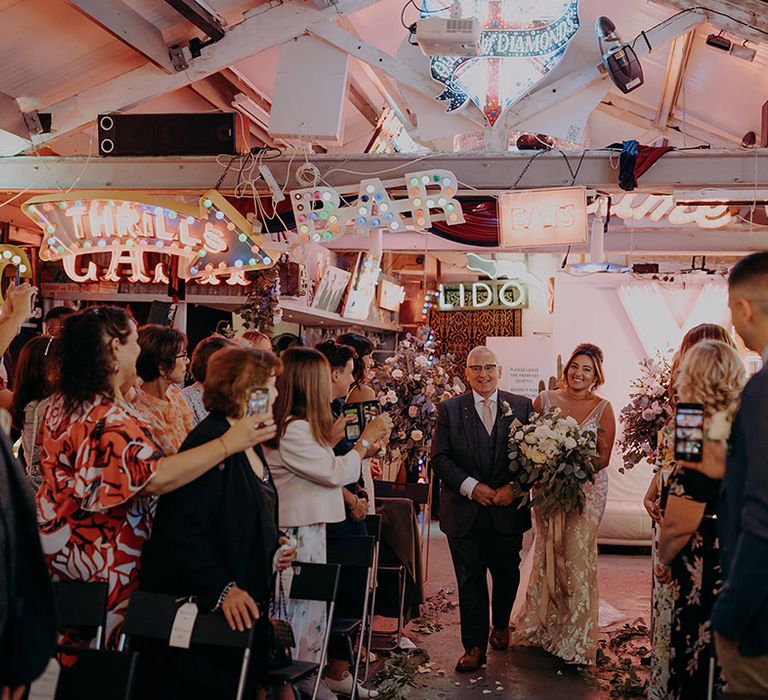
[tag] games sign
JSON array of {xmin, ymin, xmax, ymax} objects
[{"xmin": 428, "ymin": 0, "xmax": 580, "ymax": 126}]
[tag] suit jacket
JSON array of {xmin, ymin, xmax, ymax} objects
[
  {"xmin": 0, "ymin": 430, "xmax": 56, "ymax": 687},
  {"xmin": 431, "ymin": 390, "xmax": 533, "ymax": 537},
  {"xmin": 711, "ymin": 364, "xmax": 768, "ymax": 656},
  {"xmin": 140, "ymin": 412, "xmax": 279, "ymax": 611}
]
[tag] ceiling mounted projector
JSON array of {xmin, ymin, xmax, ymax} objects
[
  {"xmin": 415, "ymin": 17, "xmax": 481, "ymax": 57},
  {"xmin": 596, "ymin": 16, "xmax": 644, "ymax": 94}
]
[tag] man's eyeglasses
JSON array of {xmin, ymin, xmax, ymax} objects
[{"xmin": 467, "ymin": 364, "xmax": 498, "ymax": 373}]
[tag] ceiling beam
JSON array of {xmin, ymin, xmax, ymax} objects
[
  {"xmin": 308, "ymin": 23, "xmax": 485, "ymax": 130},
  {"xmin": 321, "ymin": 229, "xmax": 768, "ymax": 255},
  {"xmin": 654, "ymin": 30, "xmax": 695, "ymax": 131},
  {"xmin": 163, "ymin": 0, "xmax": 226, "ymax": 41},
  {"xmin": 65, "ymin": 0, "xmax": 175, "ymax": 73},
  {"xmin": 4, "ymin": 149, "xmax": 768, "ymax": 192},
  {"xmin": 15, "ymin": 0, "xmax": 383, "ymax": 154},
  {"xmin": 0, "ymin": 92, "xmax": 34, "ymax": 157},
  {"xmin": 499, "ymin": 10, "xmax": 706, "ymax": 134},
  {"xmin": 650, "ymin": 0, "xmax": 768, "ymax": 44}
]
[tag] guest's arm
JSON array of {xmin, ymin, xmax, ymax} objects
[
  {"xmin": 658, "ymin": 494, "xmax": 706, "ymax": 565},
  {"xmin": 0, "ymin": 283, "xmax": 36, "ymax": 357},
  {"xmin": 712, "ymin": 374, "xmax": 768, "ymax": 642}
]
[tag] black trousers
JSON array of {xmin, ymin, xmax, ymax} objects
[{"xmin": 446, "ymin": 508, "xmax": 523, "ymax": 651}]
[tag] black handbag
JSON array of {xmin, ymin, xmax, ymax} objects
[{"xmin": 268, "ymin": 574, "xmax": 295, "ymax": 669}]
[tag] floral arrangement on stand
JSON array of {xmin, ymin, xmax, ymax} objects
[
  {"xmin": 370, "ymin": 327, "xmax": 464, "ymax": 481},
  {"xmin": 236, "ymin": 265, "xmax": 282, "ymax": 335},
  {"xmin": 617, "ymin": 354, "xmax": 673, "ymax": 473},
  {"xmin": 507, "ymin": 408, "xmax": 602, "ymax": 517}
]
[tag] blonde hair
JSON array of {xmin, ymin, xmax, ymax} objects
[
  {"xmin": 272, "ymin": 347, "xmax": 335, "ymax": 446},
  {"xmin": 675, "ymin": 340, "xmax": 745, "ymax": 416},
  {"xmin": 562, "ymin": 343, "xmax": 605, "ymax": 390}
]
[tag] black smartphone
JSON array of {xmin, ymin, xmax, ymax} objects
[
  {"xmin": 247, "ymin": 389, "xmax": 270, "ymax": 417},
  {"xmin": 344, "ymin": 404, "xmax": 362, "ymax": 441},
  {"xmin": 674, "ymin": 402, "xmax": 705, "ymax": 462}
]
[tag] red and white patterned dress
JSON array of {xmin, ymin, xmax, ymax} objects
[{"xmin": 36, "ymin": 393, "xmax": 164, "ymax": 647}]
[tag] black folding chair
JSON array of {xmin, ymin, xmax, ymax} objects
[
  {"xmin": 121, "ymin": 591, "xmax": 259, "ymax": 700},
  {"xmin": 361, "ymin": 515, "xmax": 382, "ymax": 682},
  {"xmin": 326, "ymin": 536, "xmax": 375, "ymax": 700},
  {"xmin": 281, "ymin": 561, "xmax": 342, "ymax": 700},
  {"xmin": 373, "ymin": 479, "xmax": 432, "ymax": 577},
  {"xmin": 52, "ymin": 581, "xmax": 109, "ymax": 649},
  {"xmin": 51, "ymin": 647, "xmax": 138, "ymax": 700}
]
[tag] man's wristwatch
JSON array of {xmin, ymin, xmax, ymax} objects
[{"xmin": 359, "ymin": 438, "xmax": 371, "ymax": 451}]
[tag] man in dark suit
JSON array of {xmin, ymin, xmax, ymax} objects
[
  {"xmin": 432, "ymin": 345, "xmax": 532, "ymax": 672},
  {"xmin": 710, "ymin": 252, "xmax": 768, "ymax": 695}
]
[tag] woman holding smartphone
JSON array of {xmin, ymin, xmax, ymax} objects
[
  {"xmin": 264, "ymin": 347, "xmax": 391, "ymax": 699},
  {"xmin": 141, "ymin": 346, "xmax": 295, "ymax": 700},
  {"xmin": 657, "ymin": 340, "xmax": 745, "ymax": 700}
]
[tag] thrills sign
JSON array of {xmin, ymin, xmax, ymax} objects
[
  {"xmin": 24, "ymin": 191, "xmax": 280, "ymax": 285},
  {"xmin": 429, "ymin": 0, "xmax": 579, "ymax": 126}
]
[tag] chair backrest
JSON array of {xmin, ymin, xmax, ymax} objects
[
  {"xmin": 287, "ymin": 562, "xmax": 341, "ymax": 604},
  {"xmin": 53, "ymin": 581, "xmax": 108, "ymax": 629},
  {"xmin": 123, "ymin": 591, "xmax": 252, "ymax": 650},
  {"xmin": 365, "ymin": 514, "xmax": 382, "ymax": 543},
  {"xmin": 326, "ymin": 536, "xmax": 375, "ymax": 569},
  {"xmin": 373, "ymin": 481, "xmax": 429, "ymax": 506},
  {"xmin": 54, "ymin": 648, "xmax": 137, "ymax": 700}
]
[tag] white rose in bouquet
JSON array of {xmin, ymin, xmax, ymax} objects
[
  {"xmin": 563, "ymin": 436, "xmax": 577, "ymax": 450},
  {"xmin": 386, "ymin": 390, "xmax": 398, "ymax": 404},
  {"xmin": 391, "ymin": 368, "xmax": 404, "ymax": 379},
  {"xmin": 410, "ymin": 429, "xmax": 424, "ymax": 441},
  {"xmin": 408, "ymin": 405, "xmax": 419, "ymax": 418}
]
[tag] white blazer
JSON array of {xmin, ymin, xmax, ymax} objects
[{"xmin": 263, "ymin": 418, "xmax": 362, "ymax": 528}]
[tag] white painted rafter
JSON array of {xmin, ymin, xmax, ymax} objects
[
  {"xmin": 0, "ymin": 92, "xmax": 32, "ymax": 157},
  {"xmin": 15, "ymin": 0, "xmax": 384, "ymax": 155},
  {"xmin": 65, "ymin": 0, "xmax": 175, "ymax": 73},
  {"xmin": 654, "ymin": 30, "xmax": 695, "ymax": 132},
  {"xmin": 499, "ymin": 10, "xmax": 706, "ymax": 134},
  {"xmin": 650, "ymin": 0, "xmax": 768, "ymax": 45}
]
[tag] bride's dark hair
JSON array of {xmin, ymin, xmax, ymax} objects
[{"xmin": 561, "ymin": 343, "xmax": 605, "ymax": 390}]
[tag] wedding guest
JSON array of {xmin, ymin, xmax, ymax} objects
[
  {"xmin": 133, "ymin": 324, "xmax": 195, "ymax": 454},
  {"xmin": 337, "ymin": 332, "xmax": 375, "ymax": 403},
  {"xmin": 241, "ymin": 329, "xmax": 272, "ymax": 352},
  {"xmin": 646, "ymin": 323, "xmax": 736, "ymax": 700},
  {"xmin": 513, "ymin": 343, "xmax": 616, "ymax": 666},
  {"xmin": 181, "ymin": 334, "xmax": 234, "ymax": 425},
  {"xmin": 43, "ymin": 305, "xmax": 73, "ymax": 338},
  {"xmin": 263, "ymin": 347, "xmax": 391, "ymax": 699},
  {"xmin": 656, "ymin": 340, "xmax": 745, "ymax": 699},
  {"xmin": 433, "ymin": 346, "xmax": 533, "ymax": 672},
  {"xmin": 9, "ymin": 335, "xmax": 57, "ymax": 489},
  {"xmin": 710, "ymin": 252, "xmax": 768, "ymax": 695},
  {"xmin": 36, "ymin": 306, "xmax": 274, "ymax": 647},
  {"xmin": 0, "ymin": 284, "xmax": 55, "ymax": 700},
  {"xmin": 141, "ymin": 346, "xmax": 294, "ymax": 700}
]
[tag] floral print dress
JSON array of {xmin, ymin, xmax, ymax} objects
[
  {"xmin": 665, "ymin": 467, "xmax": 724, "ymax": 700},
  {"xmin": 36, "ymin": 393, "xmax": 164, "ymax": 648},
  {"xmin": 132, "ymin": 383, "xmax": 195, "ymax": 455}
]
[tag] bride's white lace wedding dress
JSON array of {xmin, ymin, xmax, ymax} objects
[{"xmin": 511, "ymin": 392, "xmax": 610, "ymax": 665}]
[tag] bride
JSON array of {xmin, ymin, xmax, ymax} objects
[{"xmin": 512, "ymin": 343, "xmax": 616, "ymax": 665}]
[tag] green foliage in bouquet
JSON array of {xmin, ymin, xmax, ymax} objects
[
  {"xmin": 370, "ymin": 327, "xmax": 464, "ymax": 476},
  {"xmin": 617, "ymin": 354, "xmax": 673, "ymax": 473},
  {"xmin": 237, "ymin": 266, "xmax": 281, "ymax": 335},
  {"xmin": 508, "ymin": 408, "xmax": 602, "ymax": 517}
]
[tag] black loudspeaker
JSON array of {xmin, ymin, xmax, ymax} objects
[{"xmin": 98, "ymin": 113, "xmax": 236, "ymax": 156}]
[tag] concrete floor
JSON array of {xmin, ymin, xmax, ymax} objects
[{"xmin": 395, "ymin": 524, "xmax": 652, "ymax": 700}]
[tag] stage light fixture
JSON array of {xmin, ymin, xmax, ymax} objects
[{"xmin": 596, "ymin": 17, "xmax": 644, "ymax": 94}]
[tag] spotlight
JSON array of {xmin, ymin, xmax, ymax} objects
[
  {"xmin": 705, "ymin": 32, "xmax": 731, "ymax": 51},
  {"xmin": 596, "ymin": 17, "xmax": 644, "ymax": 94}
]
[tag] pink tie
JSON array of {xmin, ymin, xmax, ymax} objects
[{"xmin": 481, "ymin": 398, "xmax": 494, "ymax": 434}]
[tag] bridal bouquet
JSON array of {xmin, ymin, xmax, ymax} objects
[{"xmin": 508, "ymin": 409, "xmax": 602, "ymax": 517}]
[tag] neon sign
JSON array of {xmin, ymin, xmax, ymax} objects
[
  {"xmin": 590, "ymin": 194, "xmax": 734, "ymax": 230},
  {"xmin": 438, "ymin": 279, "xmax": 528, "ymax": 311},
  {"xmin": 0, "ymin": 245, "xmax": 32, "ymax": 300},
  {"xmin": 290, "ymin": 169, "xmax": 464, "ymax": 242},
  {"xmin": 23, "ymin": 190, "xmax": 280, "ymax": 285},
  {"xmin": 428, "ymin": 0, "xmax": 580, "ymax": 126},
  {"xmin": 498, "ymin": 186, "xmax": 587, "ymax": 247}
]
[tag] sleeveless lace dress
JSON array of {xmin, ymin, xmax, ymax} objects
[{"xmin": 511, "ymin": 392, "xmax": 610, "ymax": 665}]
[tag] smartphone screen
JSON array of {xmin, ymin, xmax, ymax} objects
[
  {"xmin": 344, "ymin": 404, "xmax": 362, "ymax": 441},
  {"xmin": 247, "ymin": 389, "xmax": 270, "ymax": 417},
  {"xmin": 362, "ymin": 401, "xmax": 379, "ymax": 425},
  {"xmin": 674, "ymin": 403, "xmax": 705, "ymax": 462}
]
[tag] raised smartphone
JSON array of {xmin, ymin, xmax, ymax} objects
[
  {"xmin": 674, "ymin": 402, "xmax": 705, "ymax": 462},
  {"xmin": 247, "ymin": 388, "xmax": 270, "ymax": 417}
]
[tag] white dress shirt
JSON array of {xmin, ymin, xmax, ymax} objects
[{"xmin": 459, "ymin": 390, "xmax": 499, "ymax": 500}]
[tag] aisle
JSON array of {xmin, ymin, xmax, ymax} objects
[{"xmin": 400, "ymin": 523, "xmax": 651, "ymax": 700}]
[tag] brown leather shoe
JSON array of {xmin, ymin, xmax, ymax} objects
[
  {"xmin": 455, "ymin": 647, "xmax": 487, "ymax": 672},
  {"xmin": 489, "ymin": 627, "xmax": 510, "ymax": 651}
]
